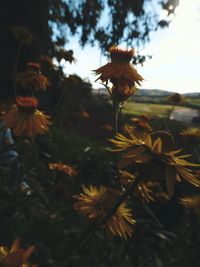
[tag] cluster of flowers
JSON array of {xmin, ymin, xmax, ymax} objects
[
  {"xmin": 3, "ymin": 62, "xmax": 51, "ymax": 137},
  {"xmin": 1, "ymin": 44, "xmax": 200, "ymax": 267}
]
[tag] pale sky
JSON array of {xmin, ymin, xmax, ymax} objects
[{"xmin": 63, "ymin": 0, "xmax": 200, "ymax": 93}]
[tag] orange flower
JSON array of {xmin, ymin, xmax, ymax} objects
[
  {"xmin": 48, "ymin": 163, "xmax": 77, "ymax": 176},
  {"xmin": 111, "ymin": 81, "xmax": 138, "ymax": 101},
  {"xmin": 110, "ymin": 128, "xmax": 200, "ymax": 197},
  {"xmin": 128, "ymin": 115, "xmax": 152, "ymax": 138},
  {"xmin": 3, "ymin": 96, "xmax": 51, "ymax": 137},
  {"xmin": 74, "ymin": 185, "xmax": 135, "ymax": 239},
  {"xmin": 15, "ymin": 63, "xmax": 50, "ymax": 91},
  {"xmin": 94, "ymin": 46, "xmax": 143, "ymax": 86},
  {"xmin": 167, "ymin": 93, "xmax": 184, "ymax": 105},
  {"xmin": 27, "ymin": 62, "xmax": 41, "ymax": 74},
  {"xmin": 0, "ymin": 239, "xmax": 34, "ymax": 267}
]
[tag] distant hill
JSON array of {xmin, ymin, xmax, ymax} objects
[
  {"xmin": 93, "ymin": 88, "xmax": 200, "ymax": 98},
  {"xmin": 135, "ymin": 89, "xmax": 173, "ymax": 96},
  {"xmin": 137, "ymin": 89, "xmax": 200, "ymax": 97}
]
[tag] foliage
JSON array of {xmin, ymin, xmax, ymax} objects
[{"xmin": 1, "ymin": 2, "xmax": 200, "ymax": 267}]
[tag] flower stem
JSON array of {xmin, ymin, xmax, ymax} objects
[
  {"xmin": 13, "ymin": 43, "xmax": 22, "ymax": 98},
  {"xmin": 167, "ymin": 104, "xmax": 176, "ymax": 119}
]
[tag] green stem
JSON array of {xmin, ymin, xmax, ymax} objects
[
  {"xmin": 167, "ymin": 104, "xmax": 176, "ymax": 119},
  {"xmin": 113, "ymin": 97, "xmax": 120, "ymax": 134}
]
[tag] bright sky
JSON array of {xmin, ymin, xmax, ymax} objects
[{"xmin": 63, "ymin": 0, "xmax": 200, "ymax": 93}]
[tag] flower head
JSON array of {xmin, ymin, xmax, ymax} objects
[
  {"xmin": 3, "ymin": 96, "xmax": 51, "ymax": 137},
  {"xmin": 74, "ymin": 185, "xmax": 135, "ymax": 239},
  {"xmin": 110, "ymin": 127, "xmax": 200, "ymax": 197},
  {"xmin": 111, "ymin": 82, "xmax": 138, "ymax": 101},
  {"xmin": 49, "ymin": 163, "xmax": 77, "ymax": 176},
  {"xmin": 109, "ymin": 47, "xmax": 135, "ymax": 63},
  {"xmin": 27, "ymin": 62, "xmax": 41, "ymax": 74},
  {"xmin": 167, "ymin": 93, "xmax": 184, "ymax": 105},
  {"xmin": 15, "ymin": 63, "xmax": 50, "ymax": 91},
  {"xmin": 128, "ymin": 115, "xmax": 152, "ymax": 138},
  {"xmin": 0, "ymin": 239, "xmax": 34, "ymax": 267},
  {"xmin": 94, "ymin": 46, "xmax": 143, "ymax": 87}
]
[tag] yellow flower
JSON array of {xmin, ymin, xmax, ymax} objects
[
  {"xmin": 0, "ymin": 239, "xmax": 34, "ymax": 267},
  {"xmin": 48, "ymin": 163, "xmax": 77, "ymax": 176},
  {"xmin": 111, "ymin": 81, "xmax": 138, "ymax": 101},
  {"xmin": 125, "ymin": 115, "xmax": 152, "ymax": 139},
  {"xmin": 3, "ymin": 96, "xmax": 51, "ymax": 137},
  {"xmin": 110, "ymin": 127, "xmax": 200, "ymax": 197},
  {"xmin": 181, "ymin": 127, "xmax": 200, "ymax": 143},
  {"xmin": 94, "ymin": 46, "xmax": 143, "ymax": 86},
  {"xmin": 16, "ymin": 63, "xmax": 50, "ymax": 91},
  {"xmin": 180, "ymin": 195, "xmax": 200, "ymax": 209},
  {"xmin": 180, "ymin": 195, "xmax": 200, "ymax": 218},
  {"xmin": 74, "ymin": 185, "xmax": 135, "ymax": 239}
]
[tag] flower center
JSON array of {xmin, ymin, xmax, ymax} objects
[
  {"xmin": 16, "ymin": 96, "xmax": 38, "ymax": 114},
  {"xmin": 109, "ymin": 47, "xmax": 134, "ymax": 63}
]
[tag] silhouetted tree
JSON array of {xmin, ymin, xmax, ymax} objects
[{"xmin": 0, "ymin": 0, "xmax": 179, "ymax": 99}]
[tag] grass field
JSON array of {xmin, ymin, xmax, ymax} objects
[{"xmin": 122, "ymin": 102, "xmax": 195, "ymax": 118}]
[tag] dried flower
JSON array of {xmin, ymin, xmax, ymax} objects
[
  {"xmin": 15, "ymin": 63, "xmax": 50, "ymax": 91},
  {"xmin": 167, "ymin": 93, "xmax": 184, "ymax": 105},
  {"xmin": 56, "ymin": 49, "xmax": 76, "ymax": 64},
  {"xmin": 110, "ymin": 127, "xmax": 200, "ymax": 197},
  {"xmin": 27, "ymin": 62, "xmax": 41, "ymax": 74},
  {"xmin": 126, "ymin": 115, "xmax": 152, "ymax": 138},
  {"xmin": 111, "ymin": 82, "xmax": 138, "ymax": 101},
  {"xmin": 49, "ymin": 163, "xmax": 77, "ymax": 176},
  {"xmin": 94, "ymin": 46, "xmax": 143, "ymax": 87},
  {"xmin": 3, "ymin": 96, "xmax": 51, "ymax": 137},
  {"xmin": 0, "ymin": 239, "xmax": 34, "ymax": 267},
  {"xmin": 74, "ymin": 185, "xmax": 135, "ymax": 239},
  {"xmin": 180, "ymin": 195, "xmax": 200, "ymax": 209}
]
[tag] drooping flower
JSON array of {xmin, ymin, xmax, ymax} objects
[
  {"xmin": 15, "ymin": 62, "xmax": 50, "ymax": 91},
  {"xmin": 94, "ymin": 46, "xmax": 143, "ymax": 86},
  {"xmin": 0, "ymin": 239, "xmax": 34, "ymax": 267},
  {"xmin": 110, "ymin": 127, "xmax": 200, "ymax": 197},
  {"xmin": 167, "ymin": 93, "xmax": 184, "ymax": 105},
  {"xmin": 74, "ymin": 185, "xmax": 135, "ymax": 239},
  {"xmin": 48, "ymin": 163, "xmax": 77, "ymax": 176},
  {"xmin": 3, "ymin": 96, "xmax": 51, "ymax": 137}
]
